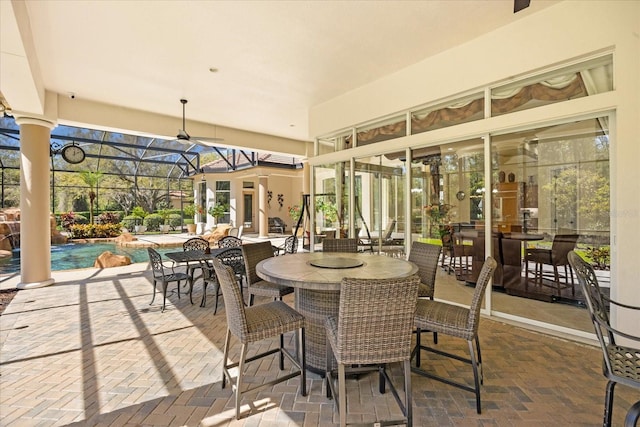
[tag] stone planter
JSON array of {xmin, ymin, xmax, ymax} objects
[
  {"xmin": 159, "ymin": 224, "xmax": 171, "ymax": 234},
  {"xmin": 134, "ymin": 225, "xmax": 147, "ymax": 234}
]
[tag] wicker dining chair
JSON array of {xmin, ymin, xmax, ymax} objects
[
  {"xmin": 412, "ymin": 256, "xmax": 497, "ymax": 414},
  {"xmin": 218, "ymin": 235, "xmax": 243, "ymax": 248},
  {"xmin": 568, "ymin": 251, "xmax": 640, "ymax": 427},
  {"xmin": 322, "ymin": 238, "xmax": 358, "ymax": 253},
  {"xmin": 210, "ymin": 259, "xmax": 307, "ymax": 419},
  {"xmin": 408, "ymin": 241, "xmax": 442, "ymax": 343},
  {"xmin": 200, "ymin": 247, "xmax": 246, "ymax": 313},
  {"xmin": 242, "ymin": 241, "xmax": 294, "ymax": 306},
  {"xmin": 325, "ymin": 275, "xmax": 420, "ymax": 427},
  {"xmin": 147, "ymin": 248, "xmax": 190, "ymax": 312}
]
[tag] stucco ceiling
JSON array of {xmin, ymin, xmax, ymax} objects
[{"xmin": 1, "ymin": 0, "xmax": 560, "ymax": 143}]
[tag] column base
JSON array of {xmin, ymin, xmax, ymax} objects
[{"xmin": 17, "ymin": 278, "xmax": 55, "ymax": 290}]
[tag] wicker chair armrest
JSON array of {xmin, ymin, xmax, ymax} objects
[{"xmin": 595, "ymin": 316, "xmax": 640, "ymax": 343}]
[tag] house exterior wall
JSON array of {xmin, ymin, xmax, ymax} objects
[
  {"xmin": 309, "ymin": 1, "xmax": 640, "ymax": 333},
  {"xmin": 203, "ymin": 167, "xmax": 303, "ymax": 233}
]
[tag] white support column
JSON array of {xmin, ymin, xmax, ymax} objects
[
  {"xmin": 16, "ymin": 116, "xmax": 56, "ymax": 289},
  {"xmin": 258, "ymin": 175, "xmax": 269, "ymax": 239}
]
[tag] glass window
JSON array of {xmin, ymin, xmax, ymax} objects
[
  {"xmin": 353, "ymin": 154, "xmax": 406, "ymax": 256},
  {"xmin": 490, "ymin": 117, "xmax": 609, "ymax": 332},
  {"xmin": 214, "ymin": 180, "xmax": 231, "ymax": 223}
]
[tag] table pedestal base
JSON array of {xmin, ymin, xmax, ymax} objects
[{"xmin": 295, "ymin": 288, "xmax": 339, "ymax": 374}]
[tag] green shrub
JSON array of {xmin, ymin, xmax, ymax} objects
[
  {"xmin": 122, "ymin": 215, "xmax": 141, "ymax": 230},
  {"xmin": 167, "ymin": 213, "xmax": 182, "ymax": 230},
  {"xmin": 183, "ymin": 204, "xmax": 195, "ymax": 218},
  {"xmin": 97, "ymin": 211, "xmax": 121, "ymax": 225},
  {"xmin": 143, "ymin": 213, "xmax": 163, "ymax": 231},
  {"xmin": 131, "ymin": 206, "xmax": 148, "ymax": 219},
  {"xmin": 183, "ymin": 218, "xmax": 194, "ymax": 225},
  {"xmin": 69, "ymin": 224, "xmax": 121, "ymax": 239}
]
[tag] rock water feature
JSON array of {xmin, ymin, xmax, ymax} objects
[{"xmin": 0, "ymin": 208, "xmax": 69, "ymax": 260}]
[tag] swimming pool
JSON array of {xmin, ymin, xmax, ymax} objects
[{"xmin": 0, "ymin": 243, "xmax": 180, "ymax": 275}]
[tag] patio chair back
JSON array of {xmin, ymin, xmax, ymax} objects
[{"xmin": 322, "ymin": 238, "xmax": 358, "ymax": 253}]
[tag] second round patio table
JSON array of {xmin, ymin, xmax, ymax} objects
[{"xmin": 256, "ymin": 252, "xmax": 418, "ymax": 373}]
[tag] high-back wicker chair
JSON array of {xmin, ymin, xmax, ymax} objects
[
  {"xmin": 412, "ymin": 256, "xmax": 497, "ymax": 414},
  {"xmin": 408, "ymin": 241, "xmax": 442, "ymax": 299},
  {"xmin": 200, "ymin": 247, "xmax": 246, "ymax": 313},
  {"xmin": 242, "ymin": 241, "xmax": 294, "ymax": 306},
  {"xmin": 568, "ymin": 251, "xmax": 640, "ymax": 427},
  {"xmin": 147, "ymin": 248, "xmax": 190, "ymax": 312},
  {"xmin": 408, "ymin": 241, "xmax": 442, "ymax": 343},
  {"xmin": 325, "ymin": 275, "xmax": 420, "ymax": 427},
  {"xmin": 211, "ymin": 259, "xmax": 306, "ymax": 419},
  {"xmin": 322, "ymin": 238, "xmax": 358, "ymax": 253},
  {"xmin": 218, "ymin": 235, "xmax": 243, "ymax": 248}
]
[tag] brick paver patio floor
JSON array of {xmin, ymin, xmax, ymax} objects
[{"xmin": 0, "ymin": 261, "xmax": 637, "ymax": 426}]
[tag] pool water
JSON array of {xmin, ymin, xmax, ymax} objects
[{"xmin": 0, "ymin": 243, "xmax": 179, "ymax": 275}]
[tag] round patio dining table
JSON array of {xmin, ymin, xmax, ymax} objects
[{"xmin": 256, "ymin": 252, "xmax": 417, "ymax": 373}]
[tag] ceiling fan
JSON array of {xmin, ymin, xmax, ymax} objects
[{"xmin": 174, "ymin": 99, "xmax": 223, "ymax": 145}]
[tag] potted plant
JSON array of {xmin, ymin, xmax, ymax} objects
[
  {"xmin": 208, "ymin": 203, "xmax": 228, "ymax": 226},
  {"xmin": 132, "ymin": 206, "xmax": 148, "ymax": 234},
  {"xmin": 183, "ymin": 204, "xmax": 197, "ymax": 234},
  {"xmin": 158, "ymin": 209, "xmax": 171, "ymax": 233}
]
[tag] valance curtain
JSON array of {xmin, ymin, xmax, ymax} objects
[{"xmin": 351, "ymin": 72, "xmax": 590, "ymax": 146}]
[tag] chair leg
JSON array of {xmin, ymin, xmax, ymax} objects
[
  {"xmin": 468, "ymin": 339, "xmax": 482, "ymax": 414},
  {"xmin": 150, "ymin": 280, "xmax": 157, "ymax": 305},
  {"xmin": 213, "ymin": 282, "xmax": 221, "ymax": 315},
  {"xmin": 604, "ymin": 380, "xmax": 616, "ymax": 427},
  {"xmin": 404, "ymin": 359, "xmax": 413, "ymax": 427},
  {"xmin": 235, "ymin": 343, "xmax": 248, "ymax": 419},
  {"xmin": 475, "ymin": 336, "xmax": 483, "ymax": 384},
  {"xmin": 200, "ymin": 281, "xmax": 208, "ymax": 308},
  {"xmin": 249, "ymin": 294, "xmax": 255, "ymax": 306},
  {"xmin": 379, "ymin": 364, "xmax": 386, "ymax": 394},
  {"xmin": 338, "ymin": 363, "xmax": 347, "ymax": 427},
  {"xmin": 415, "ymin": 327, "xmax": 422, "ymax": 368},
  {"xmin": 279, "ymin": 334, "xmax": 285, "ymax": 370},
  {"xmin": 222, "ymin": 329, "xmax": 231, "ymax": 389},
  {"xmin": 553, "ymin": 266, "xmax": 562, "ymax": 297},
  {"xmin": 187, "ymin": 277, "xmax": 194, "ymax": 305},
  {"xmin": 161, "ymin": 281, "xmax": 168, "ymax": 312},
  {"xmin": 299, "ymin": 328, "xmax": 307, "ymax": 396},
  {"xmin": 325, "ymin": 336, "xmax": 333, "ymax": 398}
]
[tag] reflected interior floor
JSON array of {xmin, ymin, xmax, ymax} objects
[{"xmin": 434, "ymin": 267, "xmax": 594, "ymax": 335}]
